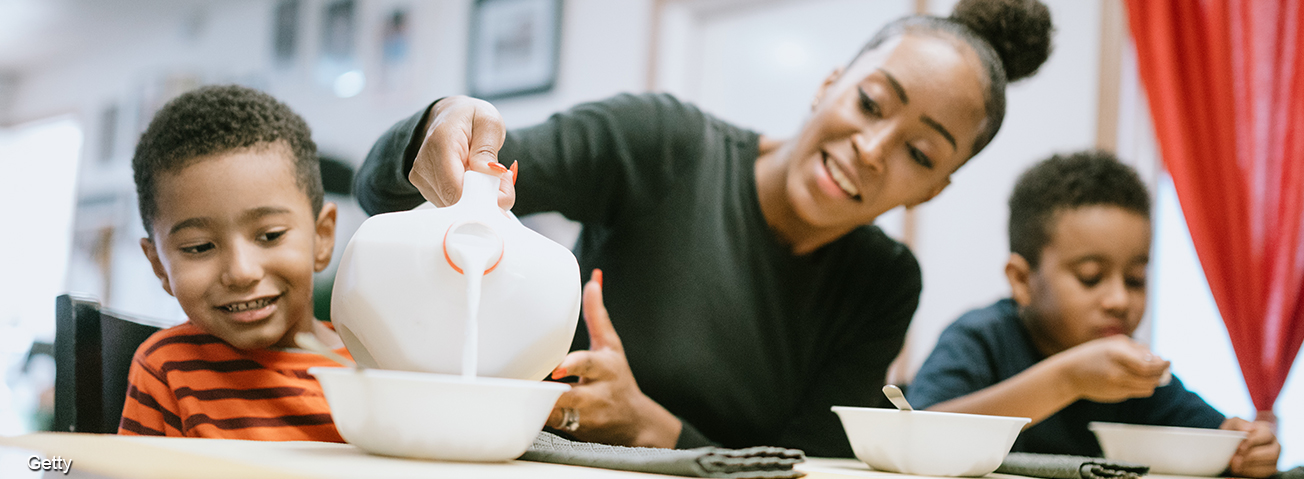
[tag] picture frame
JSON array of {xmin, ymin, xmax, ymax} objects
[
  {"xmin": 320, "ymin": 0, "xmax": 356, "ymax": 64},
  {"xmin": 467, "ymin": 0, "xmax": 562, "ymax": 100},
  {"xmin": 273, "ymin": 0, "xmax": 301, "ymax": 67},
  {"xmin": 378, "ymin": 7, "xmax": 413, "ymax": 94}
]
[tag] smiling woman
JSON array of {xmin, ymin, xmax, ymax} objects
[{"xmin": 354, "ymin": 0, "xmax": 1053, "ymax": 457}]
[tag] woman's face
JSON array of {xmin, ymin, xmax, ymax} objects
[{"xmin": 783, "ymin": 33, "xmax": 987, "ymax": 230}]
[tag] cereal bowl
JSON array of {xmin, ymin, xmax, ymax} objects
[
  {"xmin": 1089, "ymin": 422, "xmax": 1245, "ymax": 476},
  {"xmin": 311, "ymin": 367, "xmax": 569, "ymax": 462},
  {"xmin": 832, "ymin": 406, "xmax": 1030, "ymax": 477}
]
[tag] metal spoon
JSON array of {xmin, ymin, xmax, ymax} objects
[
  {"xmin": 882, "ymin": 384, "xmax": 913, "ymax": 411},
  {"xmin": 295, "ymin": 332, "xmax": 361, "ymax": 370}
]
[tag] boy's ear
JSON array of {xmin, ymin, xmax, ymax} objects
[
  {"xmin": 313, "ymin": 202, "xmax": 338, "ymax": 273},
  {"xmin": 139, "ymin": 237, "xmax": 174, "ymax": 297},
  {"xmin": 1006, "ymin": 252, "xmax": 1033, "ymax": 307},
  {"xmin": 812, "ymin": 67, "xmax": 844, "ymax": 110}
]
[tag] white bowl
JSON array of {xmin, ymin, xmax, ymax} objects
[
  {"xmin": 1089, "ymin": 422, "xmax": 1245, "ymax": 476},
  {"xmin": 311, "ymin": 367, "xmax": 569, "ymax": 462},
  {"xmin": 832, "ymin": 406, "xmax": 1030, "ymax": 477}
]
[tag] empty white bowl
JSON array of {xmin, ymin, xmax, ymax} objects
[
  {"xmin": 1089, "ymin": 422, "xmax": 1246, "ymax": 476},
  {"xmin": 311, "ymin": 367, "xmax": 569, "ymax": 462},
  {"xmin": 832, "ymin": 406, "xmax": 1030, "ymax": 477}
]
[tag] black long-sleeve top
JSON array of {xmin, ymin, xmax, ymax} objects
[{"xmin": 354, "ymin": 93, "xmax": 921, "ymax": 457}]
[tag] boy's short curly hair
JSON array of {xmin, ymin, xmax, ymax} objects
[
  {"xmin": 1008, "ymin": 150, "xmax": 1150, "ymax": 267},
  {"xmin": 132, "ymin": 84, "xmax": 322, "ymax": 236}
]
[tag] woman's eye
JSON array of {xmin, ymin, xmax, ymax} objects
[
  {"xmin": 908, "ymin": 146, "xmax": 935, "ymax": 169},
  {"xmin": 858, "ymin": 88, "xmax": 881, "ymax": 117},
  {"xmin": 180, "ymin": 243, "xmax": 214, "ymax": 254},
  {"xmin": 259, "ymin": 230, "xmax": 287, "ymax": 242},
  {"xmin": 1126, "ymin": 276, "xmax": 1147, "ymax": 289},
  {"xmin": 1077, "ymin": 275, "xmax": 1102, "ymax": 288}
]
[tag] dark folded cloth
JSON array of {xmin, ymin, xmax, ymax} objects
[
  {"xmin": 997, "ymin": 452, "xmax": 1149, "ymax": 479},
  {"xmin": 1272, "ymin": 466, "xmax": 1304, "ymax": 479},
  {"xmin": 519, "ymin": 431, "xmax": 806, "ymax": 478}
]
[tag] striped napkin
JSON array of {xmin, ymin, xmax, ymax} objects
[
  {"xmin": 997, "ymin": 452, "xmax": 1150, "ymax": 479},
  {"xmin": 520, "ymin": 431, "xmax": 806, "ymax": 478}
]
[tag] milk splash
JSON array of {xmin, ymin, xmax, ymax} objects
[{"xmin": 444, "ymin": 222, "xmax": 503, "ymax": 379}]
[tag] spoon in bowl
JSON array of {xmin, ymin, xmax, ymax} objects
[
  {"xmin": 295, "ymin": 332, "xmax": 361, "ymax": 370},
  {"xmin": 882, "ymin": 384, "xmax": 913, "ymax": 411}
]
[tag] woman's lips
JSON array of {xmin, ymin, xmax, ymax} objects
[{"xmin": 815, "ymin": 151, "xmax": 862, "ymax": 201}]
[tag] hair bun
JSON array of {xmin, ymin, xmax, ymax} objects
[{"xmin": 951, "ymin": 0, "xmax": 1053, "ymax": 82}]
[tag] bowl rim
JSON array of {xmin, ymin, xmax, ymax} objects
[
  {"xmin": 308, "ymin": 366, "xmax": 572, "ymax": 392},
  {"xmin": 1087, "ymin": 421, "xmax": 1247, "ymax": 439},
  {"xmin": 831, "ymin": 405, "xmax": 1032, "ymax": 425}
]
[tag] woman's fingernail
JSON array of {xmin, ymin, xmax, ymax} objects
[
  {"xmin": 551, "ymin": 367, "xmax": 568, "ymax": 379},
  {"xmin": 510, "ymin": 161, "xmax": 519, "ymax": 184},
  {"xmin": 593, "ymin": 269, "xmax": 603, "ymax": 289},
  {"xmin": 488, "ymin": 161, "xmax": 508, "ymax": 174}
]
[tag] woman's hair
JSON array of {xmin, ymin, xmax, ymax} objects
[
  {"xmin": 1007, "ymin": 150, "xmax": 1151, "ymax": 268},
  {"xmin": 857, "ymin": 0, "xmax": 1054, "ymax": 157}
]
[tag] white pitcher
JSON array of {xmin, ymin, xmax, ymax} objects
[{"xmin": 330, "ymin": 171, "xmax": 581, "ymax": 380}]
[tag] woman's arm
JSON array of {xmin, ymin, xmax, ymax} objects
[
  {"xmin": 355, "ymin": 102, "xmax": 434, "ymax": 215},
  {"xmin": 354, "ymin": 93, "xmax": 709, "ymax": 223}
]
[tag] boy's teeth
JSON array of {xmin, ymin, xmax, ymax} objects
[
  {"xmin": 226, "ymin": 297, "xmax": 272, "ymax": 312},
  {"xmin": 826, "ymin": 157, "xmax": 860, "ymax": 197}
]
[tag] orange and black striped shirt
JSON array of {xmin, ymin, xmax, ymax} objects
[{"xmin": 118, "ymin": 321, "xmax": 351, "ymax": 441}]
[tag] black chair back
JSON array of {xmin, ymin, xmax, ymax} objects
[{"xmin": 54, "ymin": 294, "xmax": 169, "ymax": 433}]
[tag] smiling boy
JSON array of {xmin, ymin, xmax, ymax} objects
[
  {"xmin": 907, "ymin": 151, "xmax": 1280, "ymax": 477},
  {"xmin": 118, "ymin": 85, "xmax": 350, "ymax": 441}
]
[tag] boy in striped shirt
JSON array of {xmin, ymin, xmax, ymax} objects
[{"xmin": 119, "ymin": 85, "xmax": 351, "ymax": 441}]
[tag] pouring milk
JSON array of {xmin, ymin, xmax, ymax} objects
[
  {"xmin": 330, "ymin": 171, "xmax": 581, "ymax": 380},
  {"xmin": 442, "ymin": 222, "xmax": 503, "ymax": 378}
]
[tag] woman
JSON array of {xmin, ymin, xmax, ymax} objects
[{"xmin": 355, "ymin": 0, "xmax": 1053, "ymax": 457}]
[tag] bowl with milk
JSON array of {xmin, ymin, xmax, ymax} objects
[{"xmin": 319, "ymin": 170, "xmax": 581, "ymax": 462}]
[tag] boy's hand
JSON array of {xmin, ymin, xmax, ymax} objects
[
  {"xmin": 1222, "ymin": 417, "xmax": 1280, "ymax": 478},
  {"xmin": 544, "ymin": 270, "xmax": 682, "ymax": 448},
  {"xmin": 1058, "ymin": 336, "xmax": 1169, "ymax": 403},
  {"xmin": 410, "ymin": 96, "xmax": 515, "ymax": 210}
]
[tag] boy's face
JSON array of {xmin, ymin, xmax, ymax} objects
[
  {"xmin": 1007, "ymin": 205, "xmax": 1151, "ymax": 357},
  {"xmin": 141, "ymin": 144, "xmax": 336, "ymax": 350}
]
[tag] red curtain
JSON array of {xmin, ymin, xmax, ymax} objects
[{"xmin": 1126, "ymin": 0, "xmax": 1304, "ymax": 420}]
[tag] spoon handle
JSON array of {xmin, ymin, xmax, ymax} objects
[
  {"xmin": 882, "ymin": 384, "xmax": 914, "ymax": 411},
  {"xmin": 295, "ymin": 332, "xmax": 359, "ymax": 369}
]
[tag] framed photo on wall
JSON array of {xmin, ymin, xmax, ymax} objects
[{"xmin": 467, "ymin": 0, "xmax": 562, "ymax": 99}]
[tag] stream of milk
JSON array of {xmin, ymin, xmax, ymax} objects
[{"xmin": 445, "ymin": 229, "xmax": 500, "ymax": 379}]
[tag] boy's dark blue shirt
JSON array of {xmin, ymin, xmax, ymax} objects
[{"xmin": 908, "ymin": 298, "xmax": 1225, "ymax": 456}]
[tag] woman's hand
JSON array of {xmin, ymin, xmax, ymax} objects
[
  {"xmin": 410, "ymin": 95, "xmax": 516, "ymax": 209},
  {"xmin": 546, "ymin": 270, "xmax": 682, "ymax": 448},
  {"xmin": 1222, "ymin": 417, "xmax": 1281, "ymax": 478}
]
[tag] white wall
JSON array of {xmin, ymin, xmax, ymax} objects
[
  {"xmin": 0, "ymin": 117, "xmax": 81, "ymax": 434},
  {"xmin": 8, "ymin": 0, "xmax": 652, "ymax": 322}
]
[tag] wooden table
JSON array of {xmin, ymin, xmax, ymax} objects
[
  {"xmin": 6, "ymin": 433, "xmax": 1194, "ymax": 479},
  {"xmin": 0, "ymin": 433, "xmax": 977, "ymax": 479}
]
